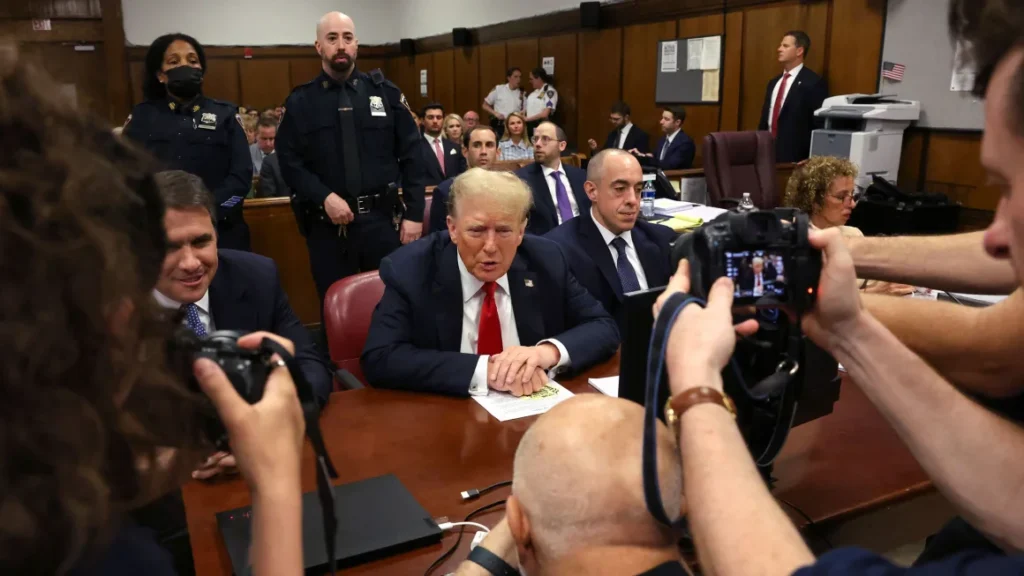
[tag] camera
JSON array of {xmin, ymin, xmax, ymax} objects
[{"xmin": 672, "ymin": 208, "xmax": 821, "ymax": 312}]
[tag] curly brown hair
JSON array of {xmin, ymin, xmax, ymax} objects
[
  {"xmin": 0, "ymin": 43, "xmax": 208, "ymax": 573},
  {"xmin": 782, "ymin": 156, "xmax": 858, "ymax": 215}
]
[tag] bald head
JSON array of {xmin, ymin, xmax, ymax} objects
[
  {"xmin": 316, "ymin": 12, "xmax": 358, "ymax": 78},
  {"xmin": 587, "ymin": 148, "xmax": 639, "ymax": 185},
  {"xmin": 317, "ymin": 11, "xmax": 355, "ymax": 39},
  {"xmin": 585, "ymin": 149, "xmax": 645, "ymax": 235},
  {"xmin": 511, "ymin": 395, "xmax": 683, "ymax": 561}
]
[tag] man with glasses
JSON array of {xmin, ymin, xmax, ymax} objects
[
  {"xmin": 587, "ymin": 101, "xmax": 650, "ymax": 155},
  {"xmin": 515, "ymin": 121, "xmax": 590, "ymax": 235}
]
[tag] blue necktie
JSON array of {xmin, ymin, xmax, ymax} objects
[
  {"xmin": 550, "ymin": 171, "xmax": 575, "ymax": 223},
  {"xmin": 612, "ymin": 237, "xmax": 641, "ymax": 294},
  {"xmin": 182, "ymin": 303, "xmax": 207, "ymax": 337}
]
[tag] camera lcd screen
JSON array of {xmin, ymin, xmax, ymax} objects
[{"xmin": 725, "ymin": 250, "xmax": 787, "ymax": 299}]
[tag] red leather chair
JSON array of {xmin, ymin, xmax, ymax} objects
[
  {"xmin": 323, "ymin": 271, "xmax": 385, "ymax": 389},
  {"xmin": 702, "ymin": 131, "xmax": 778, "ymax": 209},
  {"xmin": 422, "ymin": 195, "xmax": 433, "ymax": 234}
]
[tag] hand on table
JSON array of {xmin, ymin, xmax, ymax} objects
[
  {"xmin": 400, "ymin": 219, "xmax": 423, "ymax": 244},
  {"xmin": 488, "ymin": 344, "xmax": 559, "ymax": 396},
  {"xmin": 324, "ymin": 193, "xmax": 354, "ymax": 226}
]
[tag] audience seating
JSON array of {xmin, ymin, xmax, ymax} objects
[
  {"xmin": 703, "ymin": 131, "xmax": 778, "ymax": 209},
  {"xmin": 323, "ymin": 271, "xmax": 386, "ymax": 389}
]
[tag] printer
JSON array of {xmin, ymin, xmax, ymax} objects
[{"xmin": 810, "ymin": 94, "xmax": 921, "ymax": 189}]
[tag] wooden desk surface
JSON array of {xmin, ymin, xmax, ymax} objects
[{"xmin": 184, "ymin": 357, "xmax": 931, "ymax": 576}]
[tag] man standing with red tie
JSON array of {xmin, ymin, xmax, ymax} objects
[
  {"xmin": 758, "ymin": 30, "xmax": 828, "ymax": 163},
  {"xmin": 361, "ymin": 168, "xmax": 619, "ymax": 396}
]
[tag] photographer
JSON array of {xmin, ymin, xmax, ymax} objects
[
  {"xmin": 654, "ymin": 2, "xmax": 1024, "ymax": 570},
  {"xmin": 0, "ymin": 44, "xmax": 304, "ymax": 575}
]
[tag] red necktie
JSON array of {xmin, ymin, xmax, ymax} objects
[
  {"xmin": 770, "ymin": 73, "xmax": 791, "ymax": 138},
  {"xmin": 477, "ymin": 282, "xmax": 503, "ymax": 355},
  {"xmin": 434, "ymin": 138, "xmax": 446, "ymax": 176}
]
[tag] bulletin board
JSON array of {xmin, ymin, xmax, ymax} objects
[{"xmin": 655, "ymin": 35, "xmax": 723, "ymax": 104}]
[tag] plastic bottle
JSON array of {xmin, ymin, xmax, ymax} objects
[
  {"xmin": 737, "ymin": 192, "xmax": 756, "ymax": 213},
  {"xmin": 641, "ymin": 180, "xmax": 656, "ymax": 219}
]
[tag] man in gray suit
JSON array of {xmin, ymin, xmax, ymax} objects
[
  {"xmin": 257, "ymin": 151, "xmax": 291, "ymax": 198},
  {"xmin": 249, "ymin": 117, "xmax": 277, "ymax": 174}
]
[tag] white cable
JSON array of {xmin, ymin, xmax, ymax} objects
[{"xmin": 438, "ymin": 521, "xmax": 491, "ymax": 534}]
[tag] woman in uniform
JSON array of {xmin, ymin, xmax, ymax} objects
[
  {"xmin": 523, "ymin": 67, "xmax": 558, "ymax": 136},
  {"xmin": 123, "ymin": 33, "xmax": 253, "ymax": 251}
]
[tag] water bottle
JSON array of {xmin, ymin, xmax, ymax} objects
[
  {"xmin": 737, "ymin": 192, "xmax": 756, "ymax": 213},
  {"xmin": 641, "ymin": 180, "xmax": 656, "ymax": 219}
]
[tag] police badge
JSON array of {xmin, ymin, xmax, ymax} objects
[
  {"xmin": 369, "ymin": 95, "xmax": 387, "ymax": 117},
  {"xmin": 198, "ymin": 112, "xmax": 218, "ymax": 130}
]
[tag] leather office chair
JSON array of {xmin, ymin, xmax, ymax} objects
[
  {"xmin": 423, "ymin": 194, "xmax": 433, "ymax": 234},
  {"xmin": 703, "ymin": 131, "xmax": 778, "ymax": 209},
  {"xmin": 323, "ymin": 271, "xmax": 386, "ymax": 390}
]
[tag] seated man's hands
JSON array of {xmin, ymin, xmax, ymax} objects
[
  {"xmin": 488, "ymin": 344, "xmax": 559, "ymax": 396},
  {"xmin": 862, "ymin": 280, "xmax": 914, "ymax": 296},
  {"xmin": 802, "ymin": 229, "xmax": 867, "ymax": 351},
  {"xmin": 192, "ymin": 451, "xmax": 238, "ymax": 481}
]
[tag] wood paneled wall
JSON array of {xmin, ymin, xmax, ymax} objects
[{"xmin": 897, "ymin": 130, "xmax": 994, "ymax": 211}]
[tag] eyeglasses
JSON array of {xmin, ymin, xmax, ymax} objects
[
  {"xmin": 531, "ymin": 135, "xmax": 561, "ymax": 145},
  {"xmin": 828, "ymin": 191, "xmax": 861, "ymax": 204}
]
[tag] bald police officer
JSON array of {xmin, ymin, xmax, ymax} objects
[{"xmin": 277, "ymin": 12, "xmax": 427, "ymax": 309}]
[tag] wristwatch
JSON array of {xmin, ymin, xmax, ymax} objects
[
  {"xmin": 665, "ymin": 386, "xmax": 736, "ymax": 440},
  {"xmin": 467, "ymin": 545, "xmax": 520, "ymax": 576}
]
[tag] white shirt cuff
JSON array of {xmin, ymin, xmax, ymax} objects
[
  {"xmin": 469, "ymin": 355, "xmax": 490, "ymax": 396},
  {"xmin": 538, "ymin": 339, "xmax": 571, "ymax": 376}
]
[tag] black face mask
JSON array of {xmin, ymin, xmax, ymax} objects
[{"xmin": 164, "ymin": 65, "xmax": 203, "ymax": 100}]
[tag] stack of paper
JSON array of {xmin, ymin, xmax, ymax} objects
[
  {"xmin": 588, "ymin": 376, "xmax": 619, "ymax": 397},
  {"xmin": 472, "ymin": 381, "xmax": 574, "ymax": 422}
]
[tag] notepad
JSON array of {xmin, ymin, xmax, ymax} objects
[
  {"xmin": 588, "ymin": 376, "xmax": 619, "ymax": 397},
  {"xmin": 472, "ymin": 381, "xmax": 574, "ymax": 421}
]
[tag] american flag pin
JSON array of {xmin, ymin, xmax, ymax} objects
[{"xmin": 524, "ymin": 279, "xmax": 534, "ymax": 287}]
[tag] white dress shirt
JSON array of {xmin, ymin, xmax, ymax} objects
[
  {"xmin": 484, "ymin": 83, "xmax": 523, "ymax": 117},
  {"xmin": 617, "ymin": 122, "xmax": 633, "ymax": 149},
  {"xmin": 541, "ymin": 162, "xmax": 580, "ymax": 225},
  {"xmin": 660, "ymin": 129, "xmax": 681, "ymax": 161},
  {"xmin": 768, "ymin": 63, "xmax": 803, "ymax": 132},
  {"xmin": 752, "ymin": 273, "xmax": 765, "ymax": 297},
  {"xmin": 153, "ymin": 289, "xmax": 214, "ymax": 333},
  {"xmin": 424, "ymin": 133, "xmax": 446, "ymax": 170},
  {"xmin": 457, "ymin": 256, "xmax": 570, "ymax": 396},
  {"xmin": 591, "ymin": 208, "xmax": 649, "ymax": 291}
]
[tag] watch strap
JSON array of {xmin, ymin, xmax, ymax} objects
[
  {"xmin": 667, "ymin": 386, "xmax": 736, "ymax": 422},
  {"xmin": 467, "ymin": 545, "xmax": 520, "ymax": 576}
]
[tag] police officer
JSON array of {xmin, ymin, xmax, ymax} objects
[
  {"xmin": 482, "ymin": 67, "xmax": 524, "ymax": 140},
  {"xmin": 124, "ymin": 33, "xmax": 253, "ymax": 251},
  {"xmin": 523, "ymin": 67, "xmax": 558, "ymax": 137},
  {"xmin": 276, "ymin": 11, "xmax": 426, "ymax": 308}
]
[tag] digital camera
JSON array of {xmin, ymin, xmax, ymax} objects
[{"xmin": 672, "ymin": 208, "xmax": 821, "ymax": 312}]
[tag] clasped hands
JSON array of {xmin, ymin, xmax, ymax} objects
[
  {"xmin": 486, "ymin": 343, "xmax": 561, "ymax": 397},
  {"xmin": 323, "ymin": 192, "xmax": 423, "ymax": 244}
]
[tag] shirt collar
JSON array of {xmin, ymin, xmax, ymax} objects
[
  {"xmin": 590, "ymin": 208, "xmax": 635, "ymax": 251},
  {"xmin": 622, "ymin": 122, "xmax": 633, "ymax": 132},
  {"xmin": 456, "ymin": 253, "xmax": 511, "ymax": 303},
  {"xmin": 542, "ymin": 161, "xmax": 564, "ymax": 177},
  {"xmin": 784, "ymin": 63, "xmax": 803, "ymax": 79},
  {"xmin": 666, "ymin": 129, "xmax": 681, "ymax": 143},
  {"xmin": 153, "ymin": 289, "xmax": 210, "ymax": 316},
  {"xmin": 424, "ymin": 133, "xmax": 444, "ymax": 145}
]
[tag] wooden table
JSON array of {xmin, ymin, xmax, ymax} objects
[{"xmin": 184, "ymin": 356, "xmax": 932, "ymax": 575}]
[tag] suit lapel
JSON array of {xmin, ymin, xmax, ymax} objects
[
  {"xmin": 530, "ymin": 164, "xmax": 558, "ymax": 224},
  {"xmin": 208, "ymin": 257, "xmax": 251, "ymax": 331},
  {"xmin": 581, "ymin": 211, "xmax": 624, "ymax": 300},
  {"xmin": 567, "ymin": 168, "xmax": 590, "ymax": 213},
  {"xmin": 507, "ymin": 255, "xmax": 544, "ymax": 346},
  {"xmin": 423, "ymin": 138, "xmax": 444, "ymax": 181},
  {"xmin": 779, "ymin": 68, "xmax": 805, "ymax": 120},
  {"xmin": 634, "ymin": 225, "xmax": 667, "ymax": 287},
  {"xmin": 433, "ymin": 242, "xmax": 465, "ymax": 352}
]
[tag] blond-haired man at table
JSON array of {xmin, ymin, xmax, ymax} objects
[{"xmin": 455, "ymin": 394, "xmax": 687, "ymax": 576}]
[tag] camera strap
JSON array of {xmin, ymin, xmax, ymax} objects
[{"xmin": 260, "ymin": 337, "xmax": 340, "ymax": 576}]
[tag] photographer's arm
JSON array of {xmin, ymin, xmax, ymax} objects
[
  {"xmin": 862, "ymin": 289, "xmax": 1024, "ymax": 398},
  {"xmin": 847, "ymin": 232, "xmax": 1017, "ymax": 294}
]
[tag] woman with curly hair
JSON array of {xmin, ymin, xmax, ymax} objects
[
  {"xmin": 0, "ymin": 44, "xmax": 304, "ymax": 575},
  {"xmin": 784, "ymin": 156, "xmax": 912, "ymax": 295}
]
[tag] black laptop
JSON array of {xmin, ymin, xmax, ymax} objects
[{"xmin": 216, "ymin": 474, "xmax": 442, "ymax": 575}]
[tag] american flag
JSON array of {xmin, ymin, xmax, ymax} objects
[{"xmin": 882, "ymin": 61, "xmax": 906, "ymax": 82}]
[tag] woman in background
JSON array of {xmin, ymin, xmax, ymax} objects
[
  {"xmin": 444, "ymin": 113, "xmax": 464, "ymax": 144},
  {"xmin": 497, "ymin": 112, "xmax": 532, "ymax": 162}
]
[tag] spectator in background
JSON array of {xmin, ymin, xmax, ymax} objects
[
  {"xmin": 588, "ymin": 101, "xmax": 650, "ymax": 154},
  {"xmin": 257, "ymin": 142, "xmax": 290, "ymax": 198},
  {"xmin": 463, "ymin": 109, "xmax": 480, "ymax": 132},
  {"xmin": 249, "ymin": 117, "xmax": 277, "ymax": 174},
  {"xmin": 245, "ymin": 107, "xmax": 259, "ymax": 121},
  {"xmin": 633, "ymin": 106, "xmax": 694, "ymax": 170},
  {"xmin": 483, "ymin": 67, "xmax": 523, "ymax": 139},
  {"xmin": 429, "ymin": 125, "xmax": 499, "ymax": 233},
  {"xmin": 523, "ymin": 67, "xmax": 558, "ymax": 135},
  {"xmin": 758, "ymin": 30, "xmax": 828, "ymax": 162},
  {"xmin": 241, "ymin": 114, "xmax": 258, "ymax": 146},
  {"xmin": 498, "ymin": 112, "xmax": 532, "ymax": 162},
  {"xmin": 260, "ymin": 107, "xmax": 278, "ymax": 123},
  {"xmin": 516, "ymin": 121, "xmax": 590, "ymax": 235},
  {"xmin": 419, "ymin": 102, "xmax": 467, "ymax": 187},
  {"xmin": 444, "ymin": 113, "xmax": 464, "ymax": 144}
]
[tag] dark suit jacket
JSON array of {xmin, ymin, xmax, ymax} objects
[
  {"xmin": 758, "ymin": 66, "xmax": 828, "ymax": 163},
  {"xmin": 210, "ymin": 249, "xmax": 331, "ymax": 405},
  {"xmin": 514, "ymin": 163, "xmax": 590, "ymax": 236},
  {"xmin": 419, "ymin": 135, "xmax": 467, "ymax": 187},
  {"xmin": 603, "ymin": 125, "xmax": 650, "ymax": 154},
  {"xmin": 652, "ymin": 131, "xmax": 696, "ymax": 170},
  {"xmin": 361, "ymin": 233, "xmax": 620, "ymax": 396},
  {"xmin": 256, "ymin": 152, "xmax": 291, "ymax": 198},
  {"xmin": 428, "ymin": 176, "xmax": 454, "ymax": 235},
  {"xmin": 545, "ymin": 210, "xmax": 676, "ymax": 324},
  {"xmin": 737, "ymin": 265, "xmax": 778, "ymax": 292}
]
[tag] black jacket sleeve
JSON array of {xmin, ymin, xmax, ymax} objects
[
  {"xmin": 213, "ymin": 110, "xmax": 254, "ymax": 208},
  {"xmin": 276, "ymin": 92, "xmax": 335, "ymax": 206},
  {"xmin": 386, "ymin": 82, "xmax": 428, "ymax": 222}
]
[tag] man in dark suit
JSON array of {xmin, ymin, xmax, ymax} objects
[
  {"xmin": 514, "ymin": 121, "xmax": 590, "ymax": 235},
  {"xmin": 587, "ymin": 101, "xmax": 650, "ymax": 155},
  {"xmin": 737, "ymin": 256, "xmax": 779, "ymax": 296},
  {"xmin": 429, "ymin": 125, "xmax": 498, "ymax": 234},
  {"xmin": 419, "ymin": 102, "xmax": 467, "ymax": 187},
  {"xmin": 256, "ymin": 151, "xmax": 291, "ymax": 198},
  {"xmin": 758, "ymin": 30, "xmax": 828, "ymax": 163},
  {"xmin": 362, "ymin": 168, "xmax": 619, "ymax": 397},
  {"xmin": 151, "ymin": 171, "xmax": 331, "ymax": 478},
  {"xmin": 633, "ymin": 106, "xmax": 695, "ymax": 170},
  {"xmin": 545, "ymin": 150, "xmax": 676, "ymax": 325}
]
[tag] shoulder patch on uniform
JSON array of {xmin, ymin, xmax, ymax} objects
[
  {"xmin": 235, "ymin": 114, "xmax": 245, "ymax": 128},
  {"xmin": 122, "ymin": 114, "xmax": 132, "ymax": 129},
  {"xmin": 546, "ymin": 89, "xmax": 555, "ymax": 98},
  {"xmin": 399, "ymin": 92, "xmax": 412, "ymax": 113}
]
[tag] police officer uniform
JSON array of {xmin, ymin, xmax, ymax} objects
[
  {"xmin": 484, "ymin": 83, "xmax": 523, "ymax": 140},
  {"xmin": 525, "ymin": 83, "xmax": 558, "ymax": 135},
  {"xmin": 276, "ymin": 67, "xmax": 426, "ymax": 308},
  {"xmin": 124, "ymin": 96, "xmax": 253, "ymax": 251}
]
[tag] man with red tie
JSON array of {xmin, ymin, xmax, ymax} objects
[
  {"xmin": 361, "ymin": 168, "xmax": 619, "ymax": 396},
  {"xmin": 758, "ymin": 30, "xmax": 828, "ymax": 163}
]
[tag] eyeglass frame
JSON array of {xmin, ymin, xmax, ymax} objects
[{"xmin": 530, "ymin": 134, "xmax": 563, "ymax": 145}]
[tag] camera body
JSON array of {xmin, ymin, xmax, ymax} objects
[{"xmin": 676, "ymin": 208, "xmax": 821, "ymax": 312}]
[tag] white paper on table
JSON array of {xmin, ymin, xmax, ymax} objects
[
  {"xmin": 700, "ymin": 36, "xmax": 721, "ymax": 70},
  {"xmin": 588, "ymin": 376, "xmax": 619, "ymax": 397},
  {"xmin": 686, "ymin": 205, "xmax": 728, "ymax": 221},
  {"xmin": 472, "ymin": 381, "xmax": 574, "ymax": 422},
  {"xmin": 702, "ymin": 70, "xmax": 720, "ymax": 101},
  {"xmin": 661, "ymin": 41, "xmax": 679, "ymax": 73},
  {"xmin": 653, "ymin": 198, "xmax": 697, "ymax": 214},
  {"xmin": 686, "ymin": 38, "xmax": 703, "ymax": 71}
]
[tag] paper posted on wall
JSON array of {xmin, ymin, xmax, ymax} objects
[
  {"xmin": 661, "ymin": 41, "xmax": 679, "ymax": 73},
  {"xmin": 700, "ymin": 36, "xmax": 721, "ymax": 70},
  {"xmin": 472, "ymin": 381, "xmax": 575, "ymax": 422},
  {"xmin": 702, "ymin": 70, "xmax": 720, "ymax": 101},
  {"xmin": 951, "ymin": 40, "xmax": 976, "ymax": 92},
  {"xmin": 686, "ymin": 38, "xmax": 703, "ymax": 71}
]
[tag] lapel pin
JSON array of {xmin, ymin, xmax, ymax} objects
[{"xmin": 524, "ymin": 279, "xmax": 534, "ymax": 288}]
